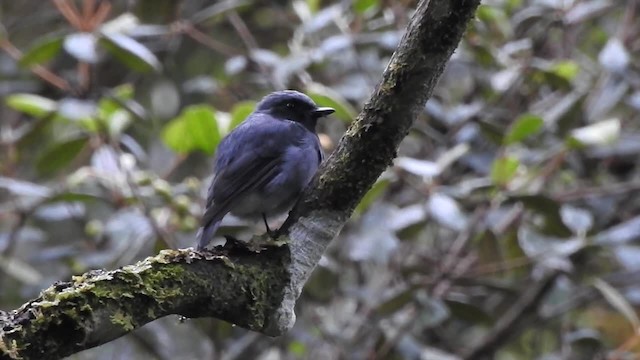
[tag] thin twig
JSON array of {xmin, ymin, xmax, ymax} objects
[
  {"xmin": 0, "ymin": 211, "xmax": 27, "ymax": 290},
  {"xmin": 472, "ymin": 256, "xmax": 533, "ymax": 276},
  {"xmin": 608, "ymin": 331, "xmax": 640, "ymax": 360},
  {"xmin": 161, "ymin": 154, "xmax": 188, "ymax": 179},
  {"xmin": 52, "ymin": 0, "xmax": 84, "ymax": 30},
  {"xmin": 618, "ymin": 0, "xmax": 637, "ymax": 42},
  {"xmin": 227, "ymin": 10, "xmax": 282, "ymax": 89},
  {"xmin": 461, "ymin": 270, "xmax": 561, "ymax": 360},
  {"xmin": 553, "ymin": 181, "xmax": 640, "ymax": 202},
  {"xmin": 90, "ymin": 1, "xmax": 112, "ymax": 27},
  {"xmin": 0, "ymin": 40, "xmax": 72, "ymax": 91},
  {"xmin": 111, "ymin": 141, "xmax": 177, "ymax": 249},
  {"xmin": 78, "ymin": 61, "xmax": 91, "ymax": 93},
  {"xmin": 431, "ymin": 208, "xmax": 485, "ymax": 297},
  {"xmin": 373, "ymin": 306, "xmax": 418, "ymax": 359},
  {"xmin": 227, "ymin": 11, "xmax": 259, "ymax": 49},
  {"xmin": 0, "ymin": 211, "xmax": 27, "ymax": 257},
  {"xmin": 82, "ymin": 0, "xmax": 95, "ymax": 22},
  {"xmin": 178, "ymin": 22, "xmax": 239, "ymax": 57},
  {"xmin": 376, "ymin": 209, "xmax": 485, "ymax": 358}
]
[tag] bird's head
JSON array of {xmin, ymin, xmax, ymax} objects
[{"xmin": 256, "ymin": 90, "xmax": 335, "ymax": 131}]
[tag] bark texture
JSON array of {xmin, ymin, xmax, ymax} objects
[
  {"xmin": 0, "ymin": 0, "xmax": 481, "ymax": 359},
  {"xmin": 1, "ymin": 244, "xmax": 290, "ymax": 360}
]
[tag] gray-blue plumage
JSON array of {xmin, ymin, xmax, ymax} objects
[{"xmin": 196, "ymin": 90, "xmax": 334, "ymax": 250}]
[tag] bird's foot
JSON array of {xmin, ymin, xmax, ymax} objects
[
  {"xmin": 254, "ymin": 229, "xmax": 287, "ymax": 249},
  {"xmin": 266, "ymin": 228, "xmax": 280, "ymax": 239},
  {"xmin": 222, "ymin": 235, "xmax": 250, "ymax": 250},
  {"xmin": 261, "ymin": 213, "xmax": 283, "ymax": 240},
  {"xmin": 222, "ymin": 232, "xmax": 285, "ymax": 253}
]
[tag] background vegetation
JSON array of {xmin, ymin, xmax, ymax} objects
[{"xmin": 1, "ymin": 0, "xmax": 639, "ymax": 359}]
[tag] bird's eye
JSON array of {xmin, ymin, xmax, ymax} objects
[{"xmin": 285, "ymin": 103, "xmax": 294, "ymax": 109}]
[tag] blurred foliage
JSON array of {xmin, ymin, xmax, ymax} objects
[{"xmin": 1, "ymin": 0, "xmax": 640, "ymax": 359}]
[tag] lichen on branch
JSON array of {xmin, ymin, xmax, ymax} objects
[{"xmin": 0, "ymin": 245, "xmax": 291, "ymax": 360}]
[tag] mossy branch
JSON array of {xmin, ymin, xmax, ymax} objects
[
  {"xmin": 283, "ymin": 0, "xmax": 481, "ymax": 229},
  {"xmin": 0, "ymin": 244, "xmax": 291, "ymax": 360},
  {"xmin": 0, "ymin": 0, "xmax": 480, "ymax": 359},
  {"xmin": 0, "ymin": 244, "xmax": 290, "ymax": 359}
]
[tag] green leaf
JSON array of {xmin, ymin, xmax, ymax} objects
[
  {"xmin": 593, "ymin": 278, "xmax": 640, "ymax": 331},
  {"xmin": 107, "ymin": 110, "xmax": 132, "ymax": 138},
  {"xmin": 476, "ymin": 4, "xmax": 504, "ymax": 23},
  {"xmin": 56, "ymin": 98, "xmax": 100, "ymax": 133},
  {"xmin": 45, "ymin": 192, "xmax": 102, "ymax": 204},
  {"xmin": 445, "ymin": 300, "xmax": 493, "ymax": 325},
  {"xmin": 475, "ymin": 5, "xmax": 509, "ymax": 36},
  {"xmin": 307, "ymin": 86, "xmax": 357, "ymax": 122},
  {"xmin": 288, "ymin": 341, "xmax": 307, "ymax": 357},
  {"xmin": 506, "ymin": 0, "xmax": 523, "ymax": 11},
  {"xmin": 504, "ymin": 114, "xmax": 543, "ymax": 145},
  {"xmin": 354, "ymin": 0, "xmax": 379, "ymax": 13},
  {"xmin": 509, "ymin": 195, "xmax": 573, "ymax": 237},
  {"xmin": 100, "ymin": 32, "xmax": 161, "ymax": 72},
  {"xmin": 6, "ymin": 94, "xmax": 57, "ymax": 118},
  {"xmin": 161, "ymin": 105, "xmax": 220, "ymax": 155},
  {"xmin": 99, "ymin": 84, "xmax": 135, "ymax": 118},
  {"xmin": 551, "ymin": 60, "xmax": 580, "ymax": 81},
  {"xmin": 476, "ymin": 5, "xmax": 499, "ymax": 22},
  {"xmin": 19, "ymin": 36, "xmax": 64, "ymax": 67},
  {"xmin": 306, "ymin": 0, "xmax": 321, "ymax": 13},
  {"xmin": 113, "ymin": 83, "xmax": 134, "ymax": 99},
  {"xmin": 354, "ymin": 178, "xmax": 390, "ymax": 215},
  {"xmin": 36, "ymin": 136, "xmax": 89, "ymax": 176},
  {"xmin": 490, "ymin": 156, "xmax": 519, "ymax": 186},
  {"xmin": 477, "ymin": 118, "xmax": 504, "ymax": 145},
  {"xmin": 229, "ymin": 101, "xmax": 255, "ymax": 132},
  {"xmin": 374, "ymin": 287, "xmax": 418, "ymax": 317}
]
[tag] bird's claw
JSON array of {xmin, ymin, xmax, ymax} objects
[
  {"xmin": 266, "ymin": 228, "xmax": 279, "ymax": 239},
  {"xmin": 223, "ymin": 235, "xmax": 249, "ymax": 250}
]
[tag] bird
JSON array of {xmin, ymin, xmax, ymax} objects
[{"xmin": 196, "ymin": 90, "xmax": 335, "ymax": 250}]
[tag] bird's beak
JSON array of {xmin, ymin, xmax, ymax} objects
[{"xmin": 312, "ymin": 107, "xmax": 335, "ymax": 118}]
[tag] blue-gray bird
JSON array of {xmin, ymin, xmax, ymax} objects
[{"xmin": 196, "ymin": 90, "xmax": 334, "ymax": 250}]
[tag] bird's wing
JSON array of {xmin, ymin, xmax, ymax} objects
[
  {"xmin": 201, "ymin": 153, "xmax": 281, "ymax": 226},
  {"xmin": 200, "ymin": 116, "xmax": 304, "ymax": 227}
]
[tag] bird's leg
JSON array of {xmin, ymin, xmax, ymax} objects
[
  {"xmin": 262, "ymin": 213, "xmax": 278, "ymax": 238},
  {"xmin": 262, "ymin": 213, "xmax": 270, "ymax": 232}
]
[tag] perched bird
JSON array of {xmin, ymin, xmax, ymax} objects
[{"xmin": 196, "ymin": 90, "xmax": 335, "ymax": 250}]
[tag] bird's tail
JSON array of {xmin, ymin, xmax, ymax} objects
[{"xmin": 196, "ymin": 220, "xmax": 221, "ymax": 250}]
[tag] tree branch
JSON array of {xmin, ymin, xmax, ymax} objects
[
  {"xmin": 0, "ymin": 0, "xmax": 481, "ymax": 359},
  {"xmin": 0, "ymin": 244, "xmax": 291, "ymax": 360},
  {"xmin": 461, "ymin": 270, "xmax": 562, "ymax": 360},
  {"xmin": 278, "ymin": 0, "xmax": 480, "ymax": 330}
]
